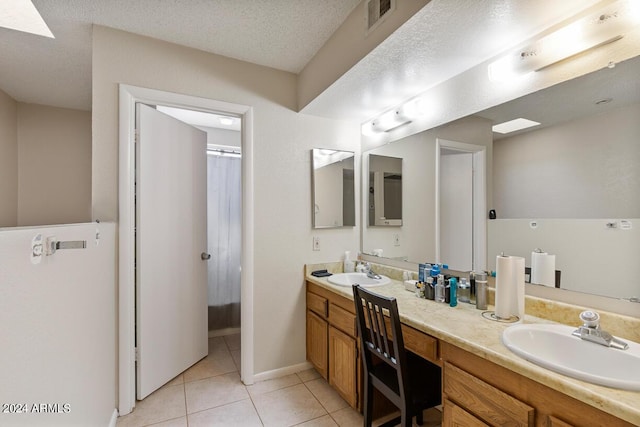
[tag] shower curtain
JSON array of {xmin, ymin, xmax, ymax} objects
[{"xmin": 207, "ymin": 154, "xmax": 242, "ymax": 331}]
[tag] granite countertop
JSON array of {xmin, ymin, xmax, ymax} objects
[{"xmin": 305, "ymin": 266, "xmax": 640, "ymax": 426}]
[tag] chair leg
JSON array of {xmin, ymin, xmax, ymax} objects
[
  {"xmin": 401, "ymin": 404, "xmax": 412, "ymax": 427},
  {"xmin": 416, "ymin": 408, "xmax": 424, "ymax": 425},
  {"xmin": 363, "ymin": 378, "xmax": 374, "ymax": 427},
  {"xmin": 401, "ymin": 410, "xmax": 411, "ymax": 427}
]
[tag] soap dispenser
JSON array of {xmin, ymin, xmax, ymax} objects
[{"xmin": 343, "ymin": 251, "xmax": 355, "ymax": 273}]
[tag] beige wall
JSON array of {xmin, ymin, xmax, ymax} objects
[
  {"xmin": 92, "ymin": 26, "xmax": 361, "ymax": 376},
  {"xmin": 17, "ymin": 103, "xmax": 92, "ymax": 226},
  {"xmin": 493, "ymin": 103, "xmax": 640, "ymax": 218},
  {"xmin": 0, "ymin": 89, "xmax": 18, "ymax": 227},
  {"xmin": 298, "ymin": 0, "xmax": 429, "ymax": 111}
]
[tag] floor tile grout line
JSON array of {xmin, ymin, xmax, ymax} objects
[
  {"xmin": 182, "ymin": 379, "xmax": 189, "ymax": 427},
  {"xmin": 247, "ymin": 391, "xmax": 266, "ymax": 426},
  {"xmin": 300, "ymin": 378, "xmax": 332, "ymax": 418},
  {"xmin": 185, "ymin": 396, "xmax": 256, "ymax": 418}
]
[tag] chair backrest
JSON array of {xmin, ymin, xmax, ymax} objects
[{"xmin": 353, "ymin": 284, "xmax": 410, "ymax": 398}]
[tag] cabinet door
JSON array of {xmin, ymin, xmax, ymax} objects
[
  {"xmin": 443, "ymin": 399, "xmax": 490, "ymax": 427},
  {"xmin": 307, "ymin": 310, "xmax": 328, "ymax": 379},
  {"xmin": 328, "ymin": 326, "xmax": 358, "ymax": 408},
  {"xmin": 548, "ymin": 415, "xmax": 574, "ymax": 427}
]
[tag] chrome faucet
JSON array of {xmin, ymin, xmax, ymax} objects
[
  {"xmin": 358, "ymin": 261, "xmax": 382, "ymax": 280},
  {"xmin": 572, "ymin": 310, "xmax": 629, "ymax": 350}
]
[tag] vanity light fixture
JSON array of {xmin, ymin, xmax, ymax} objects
[
  {"xmin": 488, "ymin": 0, "xmax": 639, "ymax": 82},
  {"xmin": 363, "ymin": 96, "xmax": 430, "ymax": 134},
  {"xmin": 0, "ymin": 0, "xmax": 54, "ymax": 38},
  {"xmin": 371, "ymin": 109, "xmax": 411, "ymax": 133}
]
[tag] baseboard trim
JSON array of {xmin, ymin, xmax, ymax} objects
[
  {"xmin": 252, "ymin": 361, "xmax": 313, "ymax": 383},
  {"xmin": 108, "ymin": 408, "xmax": 118, "ymax": 427},
  {"xmin": 208, "ymin": 327, "xmax": 241, "ymax": 338}
]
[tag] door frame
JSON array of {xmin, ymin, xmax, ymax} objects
[
  {"xmin": 118, "ymin": 84, "xmax": 255, "ymax": 415},
  {"xmin": 435, "ymin": 138, "xmax": 487, "ymax": 272}
]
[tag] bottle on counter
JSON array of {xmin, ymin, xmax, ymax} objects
[
  {"xmin": 449, "ymin": 277, "xmax": 458, "ymax": 307},
  {"xmin": 435, "ymin": 274, "xmax": 446, "ymax": 303},
  {"xmin": 476, "ymin": 272, "xmax": 488, "ymax": 310},
  {"xmin": 343, "ymin": 251, "xmax": 355, "ymax": 273},
  {"xmin": 469, "ymin": 272, "xmax": 477, "ymax": 305},
  {"xmin": 424, "ymin": 276, "xmax": 435, "ymax": 300},
  {"xmin": 458, "ymin": 278, "xmax": 470, "ymax": 303}
]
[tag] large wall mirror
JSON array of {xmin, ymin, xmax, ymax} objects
[
  {"xmin": 362, "ymin": 54, "xmax": 640, "ymax": 302},
  {"xmin": 311, "ymin": 148, "xmax": 356, "ymax": 228}
]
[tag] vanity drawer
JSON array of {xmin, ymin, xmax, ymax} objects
[
  {"xmin": 444, "ymin": 362, "xmax": 534, "ymax": 427},
  {"xmin": 307, "ymin": 292, "xmax": 328, "ymax": 318},
  {"xmin": 402, "ymin": 324, "xmax": 439, "ymax": 364},
  {"xmin": 329, "ymin": 303, "xmax": 357, "ymax": 336}
]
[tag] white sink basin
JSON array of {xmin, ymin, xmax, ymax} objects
[
  {"xmin": 502, "ymin": 323, "xmax": 640, "ymax": 391},
  {"xmin": 327, "ymin": 272, "xmax": 390, "ymax": 287}
]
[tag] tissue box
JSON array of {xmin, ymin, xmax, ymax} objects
[{"xmin": 404, "ymin": 280, "xmax": 418, "ymax": 292}]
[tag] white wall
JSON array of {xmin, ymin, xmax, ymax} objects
[
  {"xmin": 363, "ymin": 116, "xmax": 493, "ymax": 262},
  {"xmin": 0, "ymin": 88, "xmax": 17, "ymax": 227},
  {"xmin": 488, "ymin": 219, "xmax": 640, "ymax": 299},
  {"xmin": 17, "ymin": 103, "xmax": 92, "ymax": 226},
  {"xmin": 197, "ymin": 126, "xmax": 241, "ymax": 148},
  {"xmin": 0, "ymin": 223, "xmax": 116, "ymax": 426},
  {"xmin": 494, "ymin": 103, "xmax": 640, "ymax": 218},
  {"xmin": 91, "ymin": 26, "xmax": 360, "ymax": 376}
]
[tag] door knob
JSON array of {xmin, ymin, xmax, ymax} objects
[{"xmin": 201, "ymin": 252, "xmax": 211, "ymax": 260}]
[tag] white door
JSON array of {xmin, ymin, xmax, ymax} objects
[
  {"xmin": 440, "ymin": 151, "xmax": 473, "ymax": 271},
  {"xmin": 136, "ymin": 103, "xmax": 208, "ymax": 399}
]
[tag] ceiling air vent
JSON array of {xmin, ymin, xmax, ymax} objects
[{"xmin": 366, "ymin": 0, "xmax": 396, "ymax": 33}]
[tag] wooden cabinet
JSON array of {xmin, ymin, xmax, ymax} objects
[
  {"xmin": 328, "ymin": 326, "xmax": 359, "ymax": 407},
  {"xmin": 441, "ymin": 342, "xmax": 634, "ymax": 427},
  {"xmin": 306, "ymin": 282, "xmax": 361, "ymax": 409},
  {"xmin": 306, "ymin": 310, "xmax": 328, "ymax": 379},
  {"xmin": 308, "ymin": 279, "xmax": 634, "ymax": 426},
  {"xmin": 443, "ymin": 399, "xmax": 489, "ymax": 427},
  {"xmin": 444, "ymin": 361, "xmax": 534, "ymax": 426}
]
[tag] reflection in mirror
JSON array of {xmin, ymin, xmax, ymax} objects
[
  {"xmin": 368, "ymin": 154, "xmax": 402, "ymax": 226},
  {"xmin": 311, "ymin": 149, "xmax": 355, "ymax": 228},
  {"xmin": 361, "ymin": 54, "xmax": 640, "ymax": 301}
]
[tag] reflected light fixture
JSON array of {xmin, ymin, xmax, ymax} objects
[
  {"xmin": 0, "ymin": 0, "xmax": 54, "ymax": 38},
  {"xmin": 488, "ymin": 0, "xmax": 639, "ymax": 82},
  {"xmin": 219, "ymin": 117, "xmax": 234, "ymax": 126},
  {"xmin": 492, "ymin": 118, "xmax": 541, "ymax": 134}
]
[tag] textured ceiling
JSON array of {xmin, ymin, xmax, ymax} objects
[
  {"xmin": 0, "ymin": 0, "xmax": 621, "ymax": 121},
  {"xmin": 478, "ymin": 54, "xmax": 640, "ymax": 140},
  {"xmin": 0, "ymin": 0, "xmax": 360, "ymax": 110},
  {"xmin": 301, "ymin": 0, "xmax": 602, "ymax": 121}
]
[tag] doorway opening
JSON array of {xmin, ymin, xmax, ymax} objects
[
  {"xmin": 118, "ymin": 85, "xmax": 255, "ymax": 415},
  {"xmin": 436, "ymin": 139, "xmax": 487, "ymax": 272}
]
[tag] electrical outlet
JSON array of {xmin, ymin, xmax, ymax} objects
[
  {"xmin": 312, "ymin": 236, "xmax": 320, "ymax": 251},
  {"xmin": 393, "ymin": 233, "xmax": 400, "ymax": 246}
]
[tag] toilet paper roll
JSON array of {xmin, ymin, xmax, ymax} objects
[
  {"xmin": 531, "ymin": 251, "xmax": 556, "ymax": 287},
  {"xmin": 495, "ymin": 255, "xmax": 525, "ymax": 321},
  {"xmin": 372, "ymin": 249, "xmax": 384, "ymax": 257}
]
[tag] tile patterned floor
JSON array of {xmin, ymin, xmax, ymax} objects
[{"xmin": 117, "ymin": 333, "xmax": 441, "ymax": 427}]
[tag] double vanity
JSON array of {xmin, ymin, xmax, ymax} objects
[{"xmin": 305, "ymin": 262, "xmax": 640, "ymax": 426}]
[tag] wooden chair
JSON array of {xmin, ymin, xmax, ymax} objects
[{"xmin": 353, "ymin": 285, "xmax": 441, "ymax": 427}]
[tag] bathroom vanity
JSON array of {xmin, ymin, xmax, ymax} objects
[{"xmin": 305, "ymin": 263, "xmax": 640, "ymax": 426}]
